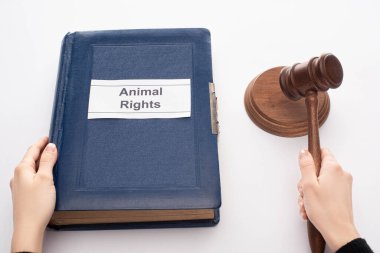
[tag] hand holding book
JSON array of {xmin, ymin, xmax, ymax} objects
[{"xmin": 10, "ymin": 137, "xmax": 57, "ymax": 253}]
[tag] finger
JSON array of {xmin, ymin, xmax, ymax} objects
[
  {"xmin": 10, "ymin": 178, "xmax": 13, "ymax": 190},
  {"xmin": 37, "ymin": 143, "xmax": 58, "ymax": 177},
  {"xmin": 298, "ymin": 149, "xmax": 318, "ymax": 186},
  {"xmin": 300, "ymin": 209, "xmax": 308, "ymax": 220},
  {"xmin": 321, "ymin": 148, "xmax": 340, "ymax": 174},
  {"xmin": 299, "ymin": 198, "xmax": 305, "ymax": 211},
  {"xmin": 321, "ymin": 148, "xmax": 334, "ymax": 159},
  {"xmin": 298, "ymin": 195, "xmax": 303, "ymax": 206},
  {"xmin": 21, "ymin": 136, "xmax": 49, "ymax": 171},
  {"xmin": 299, "ymin": 202, "xmax": 305, "ymax": 212},
  {"xmin": 297, "ymin": 180, "xmax": 304, "ymax": 197},
  {"xmin": 321, "ymin": 148, "xmax": 339, "ymax": 164}
]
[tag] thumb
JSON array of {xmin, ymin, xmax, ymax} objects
[
  {"xmin": 298, "ymin": 149, "xmax": 318, "ymax": 187},
  {"xmin": 38, "ymin": 143, "xmax": 58, "ymax": 176}
]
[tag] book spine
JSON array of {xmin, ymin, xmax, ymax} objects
[{"xmin": 49, "ymin": 33, "xmax": 74, "ymax": 180}]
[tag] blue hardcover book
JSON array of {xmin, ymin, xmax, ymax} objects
[{"xmin": 48, "ymin": 28, "xmax": 221, "ymax": 229}]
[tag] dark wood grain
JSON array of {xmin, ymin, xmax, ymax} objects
[
  {"xmin": 244, "ymin": 53, "xmax": 344, "ymax": 253},
  {"xmin": 244, "ymin": 67, "xmax": 330, "ymax": 137},
  {"xmin": 278, "ymin": 54, "xmax": 343, "ymax": 253},
  {"xmin": 305, "ymin": 90, "xmax": 325, "ymax": 253}
]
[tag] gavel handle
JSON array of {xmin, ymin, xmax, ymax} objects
[{"xmin": 305, "ymin": 90, "xmax": 326, "ymax": 253}]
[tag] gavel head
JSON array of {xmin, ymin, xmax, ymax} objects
[{"xmin": 279, "ymin": 53, "xmax": 343, "ymax": 100}]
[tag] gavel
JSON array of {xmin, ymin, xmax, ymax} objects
[
  {"xmin": 244, "ymin": 53, "xmax": 343, "ymax": 253},
  {"xmin": 280, "ymin": 53, "xmax": 343, "ymax": 252}
]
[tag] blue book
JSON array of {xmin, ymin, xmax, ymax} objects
[{"xmin": 48, "ymin": 28, "xmax": 221, "ymax": 229}]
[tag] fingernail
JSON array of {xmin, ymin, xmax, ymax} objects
[
  {"xmin": 299, "ymin": 149, "xmax": 308, "ymax": 159},
  {"xmin": 45, "ymin": 143, "xmax": 56, "ymax": 153}
]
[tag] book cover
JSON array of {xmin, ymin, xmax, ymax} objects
[{"xmin": 48, "ymin": 28, "xmax": 221, "ymax": 229}]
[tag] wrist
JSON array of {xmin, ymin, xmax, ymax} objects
[
  {"xmin": 12, "ymin": 224, "xmax": 45, "ymax": 253},
  {"xmin": 323, "ymin": 223, "xmax": 360, "ymax": 252}
]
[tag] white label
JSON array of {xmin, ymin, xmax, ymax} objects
[{"xmin": 88, "ymin": 79, "xmax": 191, "ymax": 119}]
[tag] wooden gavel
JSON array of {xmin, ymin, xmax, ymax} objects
[
  {"xmin": 244, "ymin": 53, "xmax": 343, "ymax": 253},
  {"xmin": 279, "ymin": 54, "xmax": 343, "ymax": 253}
]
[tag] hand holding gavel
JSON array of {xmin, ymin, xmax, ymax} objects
[
  {"xmin": 279, "ymin": 54, "xmax": 343, "ymax": 253},
  {"xmin": 297, "ymin": 147, "xmax": 360, "ymax": 253},
  {"xmin": 245, "ymin": 53, "xmax": 372, "ymax": 252}
]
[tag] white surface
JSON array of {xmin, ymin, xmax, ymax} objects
[
  {"xmin": 1, "ymin": 0, "xmax": 379, "ymax": 252},
  {"xmin": 88, "ymin": 79, "xmax": 191, "ymax": 119}
]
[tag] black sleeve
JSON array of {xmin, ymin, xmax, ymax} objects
[{"xmin": 336, "ymin": 238, "xmax": 373, "ymax": 253}]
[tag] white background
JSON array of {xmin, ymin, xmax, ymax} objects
[{"xmin": 1, "ymin": 0, "xmax": 379, "ymax": 252}]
